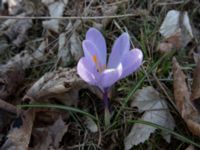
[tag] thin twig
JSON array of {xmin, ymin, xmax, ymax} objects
[
  {"xmin": 152, "ymin": 73, "xmax": 179, "ymax": 112},
  {"xmin": 93, "ymin": 0, "xmax": 129, "ymax": 8},
  {"xmin": 0, "ymin": 14, "xmax": 142, "ymax": 20},
  {"xmin": 156, "ymin": 0, "xmax": 187, "ymax": 5}
]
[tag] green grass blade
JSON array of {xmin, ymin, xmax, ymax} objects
[
  {"xmin": 18, "ymin": 104, "xmax": 97, "ymax": 121},
  {"xmin": 113, "ymin": 53, "xmax": 171, "ymax": 122},
  {"xmin": 128, "ymin": 120, "xmax": 200, "ymax": 148}
]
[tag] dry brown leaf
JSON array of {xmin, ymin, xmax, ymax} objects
[
  {"xmin": 58, "ymin": 33, "xmax": 72, "ymax": 66},
  {"xmin": 42, "ymin": 1, "xmax": 66, "ymax": 33},
  {"xmin": 85, "ymin": 117, "xmax": 98, "ymax": 133},
  {"xmin": 24, "ymin": 68, "xmax": 100, "ymax": 106},
  {"xmin": 1, "ymin": 109, "xmax": 35, "ymax": 150},
  {"xmin": 24, "ymin": 68, "xmax": 85, "ymax": 106},
  {"xmin": 158, "ymin": 31, "xmax": 182, "ymax": 53},
  {"xmin": 0, "ymin": 98, "xmax": 19, "ymax": 115},
  {"xmin": 101, "ymin": 5, "xmax": 118, "ymax": 27},
  {"xmin": 58, "ymin": 32, "xmax": 83, "ymax": 66},
  {"xmin": 158, "ymin": 10, "xmax": 193, "ymax": 53},
  {"xmin": 0, "ymin": 36, "xmax": 9, "ymax": 55},
  {"xmin": 0, "ymin": 111, "xmax": 15, "ymax": 134},
  {"xmin": 0, "ymin": 0, "xmax": 9, "ymax": 15},
  {"xmin": 0, "ymin": 16, "xmax": 19, "ymax": 31},
  {"xmin": 42, "ymin": 0, "xmax": 68, "ymax": 5},
  {"xmin": 0, "ymin": 0, "xmax": 45, "ymax": 33},
  {"xmin": 0, "ymin": 0, "xmax": 45, "ymax": 48},
  {"xmin": 172, "ymin": 57, "xmax": 190, "ymax": 112},
  {"xmin": 0, "ymin": 39, "xmax": 49, "ymax": 99},
  {"xmin": 7, "ymin": 0, "xmax": 23, "ymax": 15},
  {"xmin": 22, "ymin": 67, "xmax": 102, "ymax": 125},
  {"xmin": 191, "ymin": 58, "xmax": 200, "ymax": 101},
  {"xmin": 69, "ymin": 32, "xmax": 83, "ymax": 62},
  {"xmin": 173, "ymin": 57, "xmax": 200, "ymax": 136},
  {"xmin": 185, "ymin": 145, "xmax": 195, "ymax": 150},
  {"xmin": 0, "ymin": 64, "xmax": 24, "ymax": 99},
  {"xmin": 193, "ymin": 52, "xmax": 200, "ymax": 64},
  {"xmin": 0, "ymin": 99, "xmax": 19, "ymax": 134},
  {"xmin": 31, "ymin": 117, "xmax": 68, "ymax": 150},
  {"xmin": 34, "ymin": 108, "xmax": 69, "ymax": 126},
  {"xmin": 157, "ymin": 41, "xmax": 174, "ymax": 53},
  {"xmin": 48, "ymin": 117, "xmax": 68, "ymax": 148},
  {"xmin": 41, "ymin": 0, "xmax": 55, "ymax": 5},
  {"xmin": 23, "ymin": 68, "xmax": 91, "ymax": 124},
  {"xmin": 124, "ymin": 86, "xmax": 175, "ymax": 150},
  {"xmin": 4, "ymin": 19, "xmax": 32, "ymax": 47}
]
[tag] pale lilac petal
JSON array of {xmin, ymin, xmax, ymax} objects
[
  {"xmin": 108, "ymin": 33, "xmax": 130, "ymax": 68},
  {"xmin": 120, "ymin": 48, "xmax": 143, "ymax": 79},
  {"xmin": 86, "ymin": 28, "xmax": 107, "ymax": 65},
  {"xmin": 77, "ymin": 57, "xmax": 99, "ymax": 85},
  {"xmin": 99, "ymin": 64, "xmax": 122, "ymax": 88},
  {"xmin": 82, "ymin": 40, "xmax": 104, "ymax": 65}
]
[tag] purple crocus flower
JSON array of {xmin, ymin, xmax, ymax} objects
[{"xmin": 77, "ymin": 28, "xmax": 143, "ymax": 115}]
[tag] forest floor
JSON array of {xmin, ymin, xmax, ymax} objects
[{"xmin": 0, "ymin": 0, "xmax": 200, "ymax": 150}]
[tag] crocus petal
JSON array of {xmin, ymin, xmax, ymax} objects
[
  {"xmin": 108, "ymin": 33, "xmax": 130, "ymax": 68},
  {"xmin": 82, "ymin": 40, "xmax": 104, "ymax": 66},
  {"xmin": 86, "ymin": 28, "xmax": 107, "ymax": 65},
  {"xmin": 120, "ymin": 48, "xmax": 143, "ymax": 79},
  {"xmin": 99, "ymin": 64, "xmax": 122, "ymax": 88},
  {"xmin": 77, "ymin": 57, "xmax": 99, "ymax": 85}
]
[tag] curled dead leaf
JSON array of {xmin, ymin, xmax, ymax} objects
[
  {"xmin": 24, "ymin": 68, "xmax": 85, "ymax": 106},
  {"xmin": 173, "ymin": 57, "xmax": 200, "ymax": 136},
  {"xmin": 172, "ymin": 57, "xmax": 190, "ymax": 112},
  {"xmin": 191, "ymin": 58, "xmax": 200, "ymax": 101},
  {"xmin": 22, "ymin": 67, "xmax": 95, "ymax": 125}
]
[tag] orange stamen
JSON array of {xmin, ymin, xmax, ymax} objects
[
  {"xmin": 92, "ymin": 55, "xmax": 97, "ymax": 63},
  {"xmin": 92, "ymin": 54, "xmax": 106, "ymax": 73}
]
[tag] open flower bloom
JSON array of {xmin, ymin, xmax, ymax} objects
[{"xmin": 77, "ymin": 28, "xmax": 143, "ymax": 92}]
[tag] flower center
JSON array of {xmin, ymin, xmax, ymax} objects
[{"xmin": 92, "ymin": 55, "xmax": 106, "ymax": 73}]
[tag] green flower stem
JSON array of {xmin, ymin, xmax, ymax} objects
[{"xmin": 103, "ymin": 89, "xmax": 111, "ymax": 126}]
